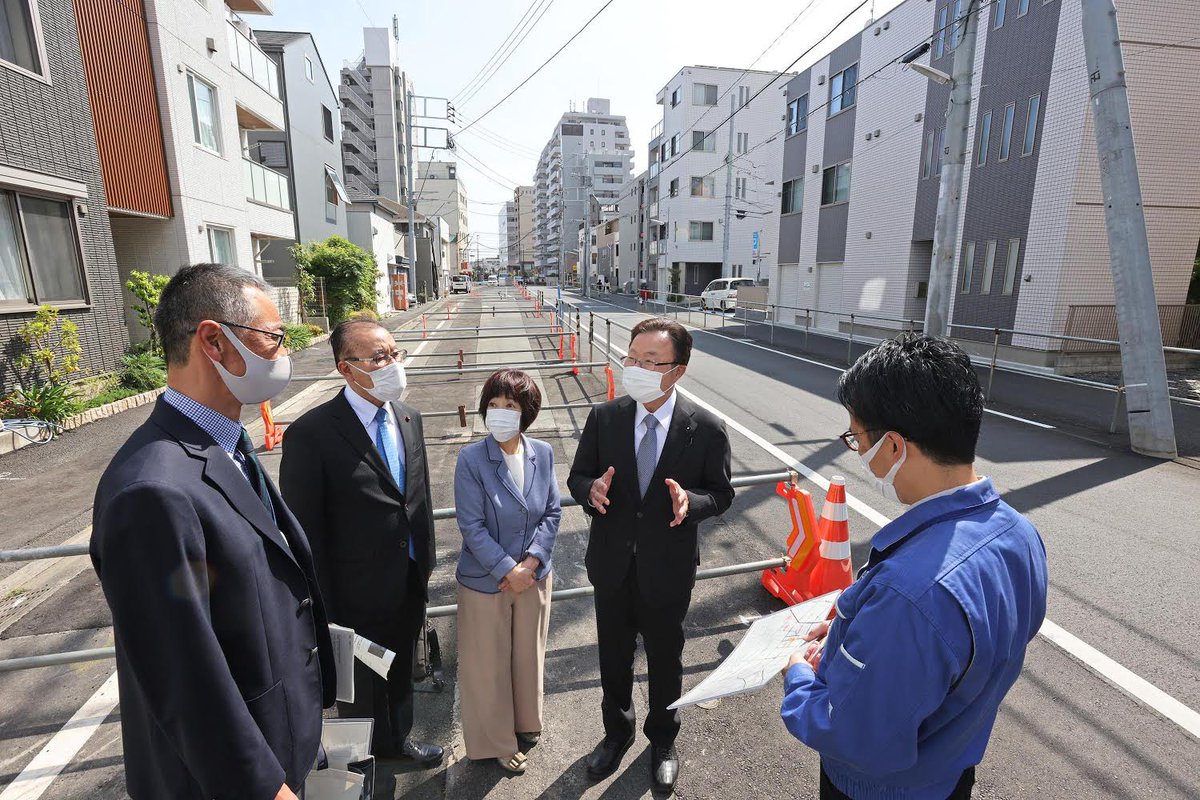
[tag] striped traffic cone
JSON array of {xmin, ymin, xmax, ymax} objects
[
  {"xmin": 807, "ymin": 476, "xmax": 854, "ymax": 596},
  {"xmin": 761, "ymin": 480, "xmax": 822, "ymax": 605}
]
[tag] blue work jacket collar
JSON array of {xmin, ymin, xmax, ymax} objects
[{"xmin": 870, "ymin": 477, "xmax": 1000, "ymax": 554}]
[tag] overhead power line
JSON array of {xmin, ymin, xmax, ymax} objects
[
  {"xmin": 453, "ymin": 0, "xmax": 547, "ymax": 102},
  {"xmin": 457, "ymin": 0, "xmax": 559, "ymax": 109}
]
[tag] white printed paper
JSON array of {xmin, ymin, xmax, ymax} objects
[
  {"xmin": 669, "ymin": 590, "xmax": 841, "ymax": 710},
  {"xmin": 353, "ymin": 634, "xmax": 396, "ymax": 680},
  {"xmin": 327, "ymin": 624, "xmax": 356, "ymax": 704}
]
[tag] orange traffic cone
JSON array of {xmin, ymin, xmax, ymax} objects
[
  {"xmin": 259, "ymin": 401, "xmax": 284, "ymax": 451},
  {"xmin": 761, "ymin": 480, "xmax": 821, "ymax": 605},
  {"xmin": 807, "ymin": 476, "xmax": 854, "ymax": 596}
]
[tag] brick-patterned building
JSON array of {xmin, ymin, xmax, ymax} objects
[{"xmin": 0, "ymin": 0, "xmax": 128, "ymax": 393}]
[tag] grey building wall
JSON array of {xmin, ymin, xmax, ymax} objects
[
  {"xmin": 815, "ymin": 36, "xmax": 860, "ymax": 265},
  {"xmin": 617, "ymin": 173, "xmax": 643, "ymax": 285},
  {"xmin": 779, "ymin": 70, "xmax": 811, "ymax": 266},
  {"xmin": 251, "ymin": 33, "xmax": 348, "ymax": 284},
  {"xmin": 0, "ymin": 0, "xmax": 128, "ymax": 392}
]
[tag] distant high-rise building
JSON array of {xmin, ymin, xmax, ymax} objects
[
  {"xmin": 414, "ymin": 160, "xmax": 469, "ymax": 269},
  {"xmin": 506, "ymin": 186, "xmax": 535, "ymax": 272},
  {"xmin": 532, "ymin": 98, "xmax": 634, "ymax": 280}
]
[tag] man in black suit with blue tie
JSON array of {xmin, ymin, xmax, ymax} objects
[
  {"xmin": 91, "ymin": 264, "xmax": 334, "ymax": 800},
  {"xmin": 280, "ymin": 318, "xmax": 443, "ymax": 768}
]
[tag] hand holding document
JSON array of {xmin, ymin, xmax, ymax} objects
[{"xmin": 669, "ymin": 591, "xmax": 841, "ymax": 710}]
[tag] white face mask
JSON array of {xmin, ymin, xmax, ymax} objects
[
  {"xmin": 210, "ymin": 324, "xmax": 292, "ymax": 405},
  {"xmin": 350, "ymin": 361, "xmax": 407, "ymax": 403},
  {"xmin": 485, "ymin": 407, "xmax": 522, "ymax": 443},
  {"xmin": 623, "ymin": 364, "xmax": 673, "ymax": 405},
  {"xmin": 857, "ymin": 433, "xmax": 907, "ymax": 504}
]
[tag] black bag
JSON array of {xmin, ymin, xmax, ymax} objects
[{"xmin": 412, "ymin": 617, "xmax": 445, "ymax": 693}]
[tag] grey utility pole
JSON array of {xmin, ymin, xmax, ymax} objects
[
  {"xmin": 924, "ymin": 0, "xmax": 980, "ymax": 337},
  {"xmin": 1080, "ymin": 0, "xmax": 1176, "ymax": 457},
  {"xmin": 582, "ymin": 189, "xmax": 593, "ymax": 298},
  {"xmin": 402, "ymin": 81, "xmax": 419, "ymax": 298},
  {"xmin": 720, "ymin": 94, "xmax": 736, "ymax": 278}
]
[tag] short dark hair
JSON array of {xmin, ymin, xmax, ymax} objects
[
  {"xmin": 155, "ymin": 263, "xmax": 269, "ymax": 366},
  {"xmin": 479, "ymin": 369, "xmax": 542, "ymax": 432},
  {"xmin": 837, "ymin": 333, "xmax": 983, "ymax": 465},
  {"xmin": 629, "ymin": 317, "xmax": 693, "ymax": 366},
  {"xmin": 330, "ymin": 317, "xmax": 388, "ymax": 363}
]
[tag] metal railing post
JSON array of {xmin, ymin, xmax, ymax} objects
[
  {"xmin": 770, "ymin": 304, "xmax": 776, "ymax": 345},
  {"xmin": 847, "ymin": 314, "xmax": 856, "ymax": 364},
  {"xmin": 987, "ymin": 328, "xmax": 1001, "ymax": 401},
  {"xmin": 606, "ymin": 318, "xmax": 612, "ymax": 364},
  {"xmin": 804, "ymin": 309, "xmax": 810, "ymax": 351},
  {"xmin": 1110, "ymin": 385, "xmax": 1125, "ymax": 434},
  {"xmin": 588, "ymin": 312, "xmax": 595, "ymax": 368}
]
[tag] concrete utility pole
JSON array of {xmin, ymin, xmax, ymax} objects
[
  {"xmin": 402, "ymin": 80, "xmax": 419, "ymax": 293},
  {"xmin": 721, "ymin": 94, "xmax": 736, "ymax": 279},
  {"xmin": 924, "ymin": 0, "xmax": 980, "ymax": 337},
  {"xmin": 1080, "ymin": 0, "xmax": 1175, "ymax": 457}
]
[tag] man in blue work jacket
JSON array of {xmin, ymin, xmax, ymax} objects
[{"xmin": 781, "ymin": 334, "xmax": 1048, "ymax": 800}]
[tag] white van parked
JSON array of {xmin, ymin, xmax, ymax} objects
[{"xmin": 700, "ymin": 277, "xmax": 756, "ymax": 312}]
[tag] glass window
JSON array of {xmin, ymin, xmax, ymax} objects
[
  {"xmin": 693, "ymin": 83, "xmax": 718, "ymax": 105},
  {"xmin": 690, "ymin": 177, "xmax": 715, "ymax": 197},
  {"xmin": 829, "ymin": 64, "xmax": 858, "ymax": 115},
  {"xmin": 305, "ymin": 55, "xmax": 314, "ymax": 82},
  {"xmin": 692, "ymin": 130, "xmax": 714, "ymax": 152},
  {"xmin": 1023, "ymin": 94, "xmax": 1041, "ymax": 155},
  {"xmin": 981, "ymin": 240, "xmax": 997, "ymax": 294},
  {"xmin": 1003, "ymin": 239, "xmax": 1020, "ymax": 294},
  {"xmin": 935, "ymin": 7, "xmax": 948, "ymax": 59},
  {"xmin": 951, "ymin": 0, "xmax": 964, "ymax": 49},
  {"xmin": 923, "ymin": 131, "xmax": 935, "ymax": 179},
  {"xmin": 0, "ymin": 191, "xmax": 31, "ymax": 303},
  {"xmin": 1000, "ymin": 102, "xmax": 1016, "ymax": 161},
  {"xmin": 788, "ymin": 94, "xmax": 809, "ymax": 135},
  {"xmin": 19, "ymin": 195, "xmax": 86, "ymax": 303},
  {"xmin": 961, "ymin": 242, "xmax": 975, "ymax": 293},
  {"xmin": 934, "ymin": 130, "xmax": 944, "ymax": 174},
  {"xmin": 737, "ymin": 132, "xmax": 749, "ymax": 153},
  {"xmin": 208, "ymin": 226, "xmax": 235, "ymax": 265},
  {"xmin": 995, "ymin": 0, "xmax": 1007, "ymax": 27},
  {"xmin": 977, "ymin": 111, "xmax": 992, "ymax": 166},
  {"xmin": 323, "ymin": 106, "xmax": 335, "ymax": 141},
  {"xmin": 781, "ymin": 178, "xmax": 804, "ymax": 213},
  {"xmin": 188, "ymin": 73, "xmax": 221, "ymax": 152},
  {"xmin": 669, "ymin": 178, "xmax": 679, "ymax": 197},
  {"xmin": 0, "ymin": 0, "xmax": 43, "ymax": 76},
  {"xmin": 1018, "ymin": 0, "xmax": 1030, "ymax": 15},
  {"xmin": 671, "ymin": 87, "xmax": 681, "ymax": 107},
  {"xmin": 820, "ymin": 163, "xmax": 851, "ymax": 205},
  {"xmin": 688, "ymin": 222, "xmax": 714, "ymax": 241}
]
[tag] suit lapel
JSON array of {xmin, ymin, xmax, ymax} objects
[
  {"xmin": 330, "ymin": 392, "xmax": 402, "ymax": 496},
  {"xmin": 522, "ymin": 437, "xmax": 537, "ymax": 499},
  {"xmin": 486, "ymin": 435, "xmax": 527, "ymax": 509},
  {"xmin": 392, "ymin": 401, "xmax": 419, "ymax": 496},
  {"xmin": 614, "ymin": 398, "xmax": 641, "ymax": 503},
  {"xmin": 647, "ymin": 396, "xmax": 694, "ymax": 500}
]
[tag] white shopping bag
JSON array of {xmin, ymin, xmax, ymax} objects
[
  {"xmin": 304, "ymin": 768, "xmax": 364, "ymax": 800},
  {"xmin": 321, "ymin": 718, "xmax": 374, "ymax": 769}
]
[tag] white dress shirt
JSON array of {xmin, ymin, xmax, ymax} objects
[
  {"xmin": 503, "ymin": 438, "xmax": 525, "ymax": 494},
  {"xmin": 634, "ymin": 388, "xmax": 677, "ymax": 468},
  {"xmin": 343, "ymin": 386, "xmax": 406, "ymax": 474}
]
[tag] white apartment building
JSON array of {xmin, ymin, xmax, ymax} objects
[
  {"xmin": 506, "ymin": 185, "xmax": 535, "ymax": 272},
  {"xmin": 414, "ymin": 160, "xmax": 469, "ymax": 269},
  {"xmin": 532, "ymin": 98, "xmax": 633, "ymax": 279},
  {"xmin": 653, "ymin": 66, "xmax": 790, "ymax": 297},
  {"xmin": 107, "ymin": 0, "xmax": 297, "ymax": 333}
]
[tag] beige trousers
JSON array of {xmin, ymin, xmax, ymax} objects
[{"xmin": 456, "ymin": 573, "xmax": 553, "ymax": 760}]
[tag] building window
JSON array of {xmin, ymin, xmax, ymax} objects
[
  {"xmin": 1003, "ymin": 239, "xmax": 1020, "ymax": 294},
  {"xmin": 325, "ymin": 173, "xmax": 339, "ymax": 223},
  {"xmin": 829, "ymin": 64, "xmax": 858, "ymax": 115},
  {"xmin": 820, "ymin": 162, "xmax": 851, "ymax": 205},
  {"xmin": 693, "ymin": 83, "xmax": 718, "ymax": 106},
  {"xmin": 322, "ymin": 105, "xmax": 335, "ymax": 142},
  {"xmin": 669, "ymin": 178, "xmax": 679, "ymax": 197},
  {"xmin": 0, "ymin": 0, "xmax": 46, "ymax": 78},
  {"xmin": 935, "ymin": 6, "xmax": 948, "ymax": 59},
  {"xmin": 207, "ymin": 226, "xmax": 235, "ymax": 265},
  {"xmin": 977, "ymin": 110, "xmax": 992, "ymax": 166},
  {"xmin": 999, "ymin": 102, "xmax": 1016, "ymax": 161},
  {"xmin": 737, "ymin": 132, "xmax": 749, "ymax": 153},
  {"xmin": 669, "ymin": 134, "xmax": 678, "ymax": 158},
  {"xmin": 788, "ymin": 94, "xmax": 809, "ymax": 135},
  {"xmin": 960, "ymin": 241, "xmax": 975, "ymax": 293},
  {"xmin": 671, "ymin": 87, "xmax": 681, "ymax": 107},
  {"xmin": 690, "ymin": 177, "xmax": 715, "ymax": 198},
  {"xmin": 688, "ymin": 221, "xmax": 714, "ymax": 241},
  {"xmin": 1022, "ymin": 94, "xmax": 1041, "ymax": 155},
  {"xmin": 950, "ymin": 0, "xmax": 964, "ymax": 49},
  {"xmin": 923, "ymin": 131, "xmax": 935, "ymax": 178},
  {"xmin": 916, "ymin": 280, "xmax": 928, "ymax": 299},
  {"xmin": 187, "ymin": 73, "xmax": 221, "ymax": 153},
  {"xmin": 1017, "ymin": 0, "xmax": 1030, "ymax": 16},
  {"xmin": 934, "ymin": 130, "xmax": 945, "ymax": 174},
  {"xmin": 0, "ymin": 190, "xmax": 88, "ymax": 307},
  {"xmin": 781, "ymin": 178, "xmax": 804, "ymax": 213},
  {"xmin": 981, "ymin": 240, "xmax": 997, "ymax": 294},
  {"xmin": 305, "ymin": 55, "xmax": 314, "ymax": 82},
  {"xmin": 692, "ymin": 130, "xmax": 715, "ymax": 152},
  {"xmin": 735, "ymin": 177, "xmax": 747, "ymax": 200},
  {"xmin": 995, "ymin": 0, "xmax": 1008, "ymax": 27}
]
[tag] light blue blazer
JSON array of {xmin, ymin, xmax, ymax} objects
[{"xmin": 453, "ymin": 434, "xmax": 561, "ymax": 594}]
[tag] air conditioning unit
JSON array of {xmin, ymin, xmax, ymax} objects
[
  {"xmin": 817, "ymin": 75, "xmax": 826, "ymax": 85},
  {"xmin": 812, "ymin": 164, "xmax": 820, "ymax": 174}
]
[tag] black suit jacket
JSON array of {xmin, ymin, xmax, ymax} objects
[
  {"xmin": 567, "ymin": 393, "xmax": 734, "ymax": 605},
  {"xmin": 279, "ymin": 390, "xmax": 436, "ymax": 645},
  {"xmin": 90, "ymin": 399, "xmax": 335, "ymax": 800}
]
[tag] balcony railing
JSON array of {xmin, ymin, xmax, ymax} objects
[
  {"xmin": 244, "ymin": 158, "xmax": 291, "ymax": 210},
  {"xmin": 228, "ymin": 21, "xmax": 280, "ymax": 98}
]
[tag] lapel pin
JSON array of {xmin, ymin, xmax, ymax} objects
[{"xmin": 404, "ymin": 415, "xmax": 411, "ymax": 422}]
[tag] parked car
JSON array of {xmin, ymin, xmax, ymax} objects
[
  {"xmin": 486, "ymin": 275, "xmax": 498, "ymax": 286},
  {"xmin": 701, "ymin": 277, "xmax": 756, "ymax": 311},
  {"xmin": 450, "ymin": 275, "xmax": 470, "ymax": 294}
]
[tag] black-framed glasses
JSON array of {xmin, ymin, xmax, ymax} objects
[
  {"xmin": 216, "ymin": 321, "xmax": 286, "ymax": 350},
  {"xmin": 344, "ymin": 348, "xmax": 408, "ymax": 367},
  {"xmin": 839, "ymin": 429, "xmax": 884, "ymax": 452},
  {"xmin": 621, "ymin": 355, "xmax": 679, "ymax": 371}
]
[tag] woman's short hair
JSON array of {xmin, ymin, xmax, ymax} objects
[{"xmin": 479, "ymin": 369, "xmax": 542, "ymax": 432}]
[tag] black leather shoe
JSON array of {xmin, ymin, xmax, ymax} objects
[
  {"xmin": 400, "ymin": 739, "xmax": 444, "ymax": 768},
  {"xmin": 651, "ymin": 745, "xmax": 679, "ymax": 795},
  {"xmin": 585, "ymin": 735, "xmax": 634, "ymax": 781}
]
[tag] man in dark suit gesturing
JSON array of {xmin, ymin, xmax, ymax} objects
[
  {"xmin": 568, "ymin": 318, "xmax": 734, "ymax": 794},
  {"xmin": 280, "ymin": 318, "xmax": 443, "ymax": 767},
  {"xmin": 91, "ymin": 263, "xmax": 335, "ymax": 800}
]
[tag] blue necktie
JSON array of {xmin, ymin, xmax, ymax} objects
[
  {"xmin": 374, "ymin": 407, "xmax": 414, "ymax": 561},
  {"xmin": 637, "ymin": 415, "xmax": 660, "ymax": 498}
]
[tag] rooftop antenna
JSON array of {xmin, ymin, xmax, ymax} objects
[{"xmin": 392, "ymin": 14, "xmax": 399, "ymax": 43}]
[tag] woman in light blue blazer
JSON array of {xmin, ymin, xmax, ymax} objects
[{"xmin": 454, "ymin": 369, "xmax": 561, "ymax": 773}]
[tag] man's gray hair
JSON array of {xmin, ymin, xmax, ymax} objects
[{"xmin": 155, "ymin": 263, "xmax": 271, "ymax": 366}]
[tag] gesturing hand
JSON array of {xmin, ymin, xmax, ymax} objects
[
  {"xmin": 590, "ymin": 466, "xmax": 616, "ymax": 514},
  {"xmin": 664, "ymin": 478, "xmax": 689, "ymax": 527}
]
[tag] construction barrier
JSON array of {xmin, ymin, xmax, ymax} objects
[
  {"xmin": 761, "ymin": 476, "xmax": 854, "ymax": 605},
  {"xmin": 259, "ymin": 401, "xmax": 284, "ymax": 450}
]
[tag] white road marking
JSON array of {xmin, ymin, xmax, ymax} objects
[
  {"xmin": 0, "ymin": 671, "xmax": 119, "ymax": 800},
  {"xmin": 570, "ymin": 295, "xmax": 1200, "ymax": 741}
]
